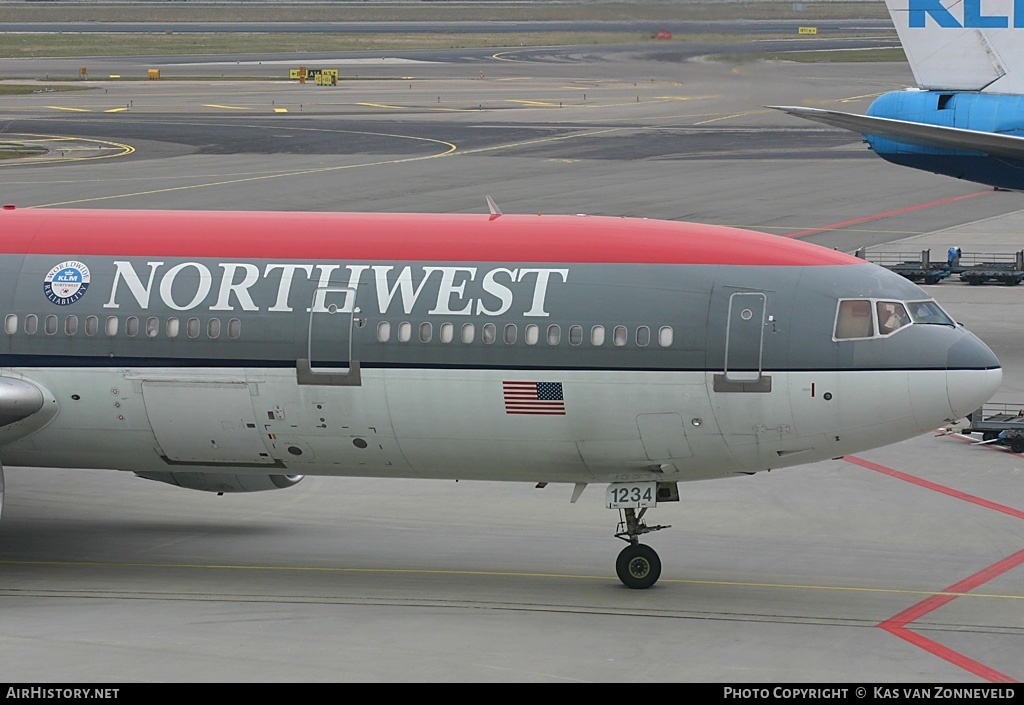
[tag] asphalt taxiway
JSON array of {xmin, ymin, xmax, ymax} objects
[{"xmin": 0, "ymin": 42, "xmax": 1021, "ymax": 683}]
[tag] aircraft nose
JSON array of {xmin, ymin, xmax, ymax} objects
[{"xmin": 946, "ymin": 333, "xmax": 1002, "ymax": 420}]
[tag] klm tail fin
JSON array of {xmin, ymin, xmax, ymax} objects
[{"xmin": 886, "ymin": 0, "xmax": 1024, "ymax": 93}]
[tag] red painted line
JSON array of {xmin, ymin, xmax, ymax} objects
[
  {"xmin": 881, "ymin": 593, "xmax": 957, "ymax": 632},
  {"xmin": 846, "ymin": 455, "xmax": 1023, "ymax": 682},
  {"xmin": 879, "ymin": 547, "xmax": 1024, "ymax": 683},
  {"xmin": 882, "ymin": 547, "xmax": 1024, "ymax": 629},
  {"xmin": 880, "ymin": 624, "xmax": 1017, "ymax": 683},
  {"xmin": 945, "ymin": 546, "xmax": 1024, "ymax": 594},
  {"xmin": 784, "ymin": 189, "xmax": 993, "ymax": 239},
  {"xmin": 845, "ymin": 455, "xmax": 1024, "ymax": 520}
]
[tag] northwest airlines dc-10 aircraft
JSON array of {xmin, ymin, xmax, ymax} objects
[
  {"xmin": 0, "ymin": 206, "xmax": 1002, "ymax": 588},
  {"xmin": 773, "ymin": 0, "xmax": 1024, "ymax": 191}
]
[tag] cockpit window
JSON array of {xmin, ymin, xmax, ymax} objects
[
  {"xmin": 835, "ymin": 300, "xmax": 873, "ymax": 340},
  {"xmin": 877, "ymin": 301, "xmax": 911, "ymax": 335},
  {"xmin": 835, "ymin": 297, "xmax": 935, "ymax": 340},
  {"xmin": 907, "ymin": 300, "xmax": 954, "ymax": 326}
]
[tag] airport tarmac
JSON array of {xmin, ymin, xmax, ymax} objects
[{"xmin": 0, "ymin": 43, "xmax": 1021, "ymax": 683}]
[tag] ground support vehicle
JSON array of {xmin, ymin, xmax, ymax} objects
[
  {"xmin": 954, "ymin": 250, "xmax": 1024, "ymax": 285},
  {"xmin": 965, "ymin": 403, "xmax": 1024, "ymax": 452},
  {"xmin": 854, "ymin": 248, "xmax": 952, "ymax": 284}
]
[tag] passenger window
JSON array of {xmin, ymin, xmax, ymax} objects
[
  {"xmin": 440, "ymin": 322, "xmax": 454, "ymax": 343},
  {"xmin": 504, "ymin": 324, "xmax": 517, "ymax": 345},
  {"xmin": 228, "ymin": 318, "xmax": 241, "ymax": 339},
  {"xmin": 207, "ymin": 318, "xmax": 221, "ymax": 339},
  {"xmin": 835, "ymin": 300, "xmax": 872, "ymax": 340},
  {"xmin": 613, "ymin": 325, "xmax": 627, "ymax": 347},
  {"xmin": 377, "ymin": 321, "xmax": 391, "ymax": 343},
  {"xmin": 85, "ymin": 315, "xmax": 99, "ymax": 336},
  {"xmin": 591, "ymin": 325, "xmax": 605, "ymax": 346},
  {"xmin": 547, "ymin": 324, "xmax": 561, "ymax": 345},
  {"xmin": 877, "ymin": 301, "xmax": 911, "ymax": 335},
  {"xmin": 461, "ymin": 323, "xmax": 475, "ymax": 344},
  {"xmin": 65, "ymin": 316, "xmax": 78, "ymax": 336},
  {"xmin": 419, "ymin": 322, "xmax": 432, "ymax": 343},
  {"xmin": 569, "ymin": 325, "xmax": 583, "ymax": 346},
  {"xmin": 658, "ymin": 326, "xmax": 673, "ymax": 347},
  {"xmin": 4, "ymin": 314, "xmax": 17, "ymax": 335},
  {"xmin": 186, "ymin": 317, "xmax": 200, "ymax": 339},
  {"xmin": 636, "ymin": 326, "xmax": 651, "ymax": 347},
  {"xmin": 397, "ymin": 321, "xmax": 412, "ymax": 343},
  {"xmin": 44, "ymin": 314, "xmax": 57, "ymax": 335},
  {"xmin": 525, "ymin": 324, "xmax": 539, "ymax": 346},
  {"xmin": 166, "ymin": 317, "xmax": 180, "ymax": 338},
  {"xmin": 146, "ymin": 317, "xmax": 159, "ymax": 338},
  {"xmin": 482, "ymin": 323, "xmax": 496, "ymax": 344},
  {"xmin": 24, "ymin": 314, "xmax": 37, "ymax": 335},
  {"xmin": 105, "ymin": 316, "xmax": 119, "ymax": 337},
  {"xmin": 126, "ymin": 316, "xmax": 139, "ymax": 337}
]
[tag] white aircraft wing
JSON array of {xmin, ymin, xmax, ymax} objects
[{"xmin": 769, "ymin": 105, "xmax": 1024, "ymax": 161}]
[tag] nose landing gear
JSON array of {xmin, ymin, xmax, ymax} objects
[{"xmin": 614, "ymin": 506, "xmax": 670, "ymax": 589}]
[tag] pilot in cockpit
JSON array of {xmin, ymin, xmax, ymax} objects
[{"xmin": 879, "ymin": 302, "xmax": 910, "ymax": 333}]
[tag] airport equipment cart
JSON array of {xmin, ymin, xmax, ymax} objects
[
  {"xmin": 955, "ymin": 250, "xmax": 1024, "ymax": 285},
  {"xmin": 854, "ymin": 248, "xmax": 952, "ymax": 284},
  {"xmin": 965, "ymin": 403, "xmax": 1024, "ymax": 452}
]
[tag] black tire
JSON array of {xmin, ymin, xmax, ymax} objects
[
  {"xmin": 966, "ymin": 277, "xmax": 982, "ymax": 286},
  {"xmin": 615, "ymin": 544, "xmax": 662, "ymax": 589},
  {"xmin": 983, "ymin": 431, "xmax": 998, "ymax": 442},
  {"xmin": 1011, "ymin": 437, "xmax": 1024, "ymax": 454},
  {"xmin": 924, "ymin": 275, "xmax": 939, "ymax": 285}
]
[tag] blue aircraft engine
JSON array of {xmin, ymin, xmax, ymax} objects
[{"xmin": 866, "ymin": 91, "xmax": 1024, "ymax": 189}]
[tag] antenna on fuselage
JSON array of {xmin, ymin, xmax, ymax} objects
[{"xmin": 486, "ymin": 195, "xmax": 502, "ymax": 220}]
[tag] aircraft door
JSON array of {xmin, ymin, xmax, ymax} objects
[
  {"xmin": 724, "ymin": 292, "xmax": 766, "ymax": 382},
  {"xmin": 300, "ymin": 285, "xmax": 363, "ymax": 386}
]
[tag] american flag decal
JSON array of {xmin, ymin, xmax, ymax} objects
[{"xmin": 503, "ymin": 381, "xmax": 566, "ymax": 415}]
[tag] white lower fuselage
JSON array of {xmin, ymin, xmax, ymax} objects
[{"xmin": 0, "ymin": 365, "xmax": 998, "ymax": 484}]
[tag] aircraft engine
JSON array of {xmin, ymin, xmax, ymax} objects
[{"xmin": 134, "ymin": 471, "xmax": 304, "ymax": 493}]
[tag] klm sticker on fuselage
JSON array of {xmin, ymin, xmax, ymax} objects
[
  {"xmin": 910, "ymin": 0, "xmax": 1024, "ymax": 28},
  {"xmin": 44, "ymin": 261, "xmax": 90, "ymax": 306}
]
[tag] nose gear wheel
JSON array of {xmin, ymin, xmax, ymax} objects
[
  {"xmin": 613, "ymin": 507, "xmax": 670, "ymax": 589},
  {"xmin": 616, "ymin": 543, "xmax": 661, "ymax": 589}
]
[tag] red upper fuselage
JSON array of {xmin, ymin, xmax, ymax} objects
[{"xmin": 0, "ymin": 208, "xmax": 860, "ymax": 266}]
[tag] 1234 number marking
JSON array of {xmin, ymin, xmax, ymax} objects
[{"xmin": 606, "ymin": 482, "xmax": 657, "ymax": 509}]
